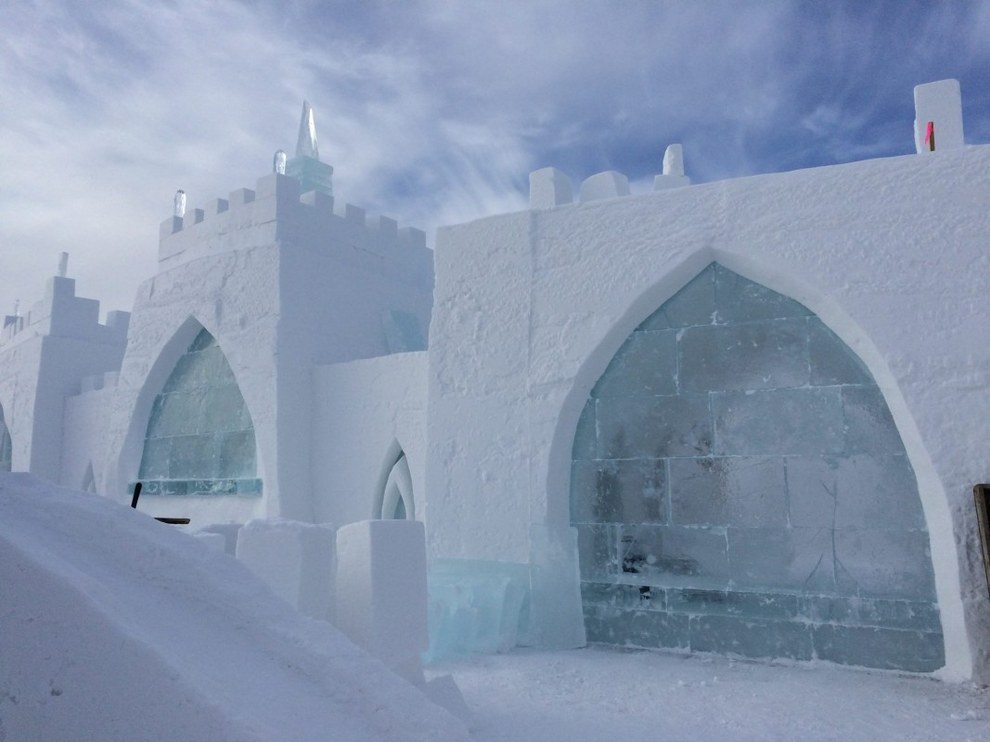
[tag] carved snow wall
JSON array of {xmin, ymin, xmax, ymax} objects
[{"xmin": 572, "ymin": 263, "xmax": 942, "ymax": 671}]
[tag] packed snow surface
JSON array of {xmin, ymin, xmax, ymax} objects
[
  {"xmin": 0, "ymin": 473, "xmax": 467, "ymax": 741},
  {"xmin": 437, "ymin": 647, "xmax": 990, "ymax": 741},
  {"xmin": 3, "ymin": 471, "xmax": 989, "ymax": 741}
]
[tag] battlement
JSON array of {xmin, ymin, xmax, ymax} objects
[
  {"xmin": 528, "ymin": 144, "xmax": 692, "ymax": 210},
  {"xmin": 158, "ymin": 173, "xmax": 432, "ymax": 289},
  {"xmin": 0, "ymin": 274, "xmax": 130, "ymax": 350},
  {"xmin": 528, "ymin": 80, "xmax": 971, "ymax": 211}
]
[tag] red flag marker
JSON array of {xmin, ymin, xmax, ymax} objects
[{"xmin": 925, "ymin": 121, "xmax": 935, "ymax": 151}]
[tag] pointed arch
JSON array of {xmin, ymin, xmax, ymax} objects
[
  {"xmin": 375, "ymin": 441, "xmax": 415, "ymax": 520},
  {"xmin": 0, "ymin": 401, "xmax": 11, "ymax": 473},
  {"xmin": 567, "ymin": 261, "xmax": 944, "ymax": 673},
  {"xmin": 81, "ymin": 462, "xmax": 96, "ymax": 493},
  {"xmin": 133, "ymin": 325, "xmax": 261, "ymax": 497}
]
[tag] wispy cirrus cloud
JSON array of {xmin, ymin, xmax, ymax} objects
[{"xmin": 1, "ymin": 0, "xmax": 988, "ymax": 316}]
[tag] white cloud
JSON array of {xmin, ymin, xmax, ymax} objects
[{"xmin": 0, "ymin": 0, "xmax": 987, "ymax": 319}]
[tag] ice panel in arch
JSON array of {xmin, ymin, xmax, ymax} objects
[
  {"xmin": 136, "ymin": 328, "xmax": 259, "ymax": 496},
  {"xmin": 569, "ymin": 262, "xmax": 943, "ymax": 671}
]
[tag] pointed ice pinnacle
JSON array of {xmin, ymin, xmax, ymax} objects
[
  {"xmin": 57, "ymin": 252, "xmax": 68, "ymax": 278},
  {"xmin": 296, "ymin": 101, "xmax": 319, "ymax": 160},
  {"xmin": 174, "ymin": 190, "xmax": 186, "ymax": 218}
]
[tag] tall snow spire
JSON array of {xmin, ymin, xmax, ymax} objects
[
  {"xmin": 295, "ymin": 100, "xmax": 319, "ymax": 160},
  {"xmin": 285, "ymin": 100, "xmax": 333, "ymax": 196}
]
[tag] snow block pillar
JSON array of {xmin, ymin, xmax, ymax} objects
[
  {"xmin": 523, "ymin": 524, "xmax": 586, "ymax": 649},
  {"xmin": 579, "ymin": 171, "xmax": 631, "ymax": 202},
  {"xmin": 335, "ymin": 519, "xmax": 429, "ymax": 684},
  {"xmin": 234, "ymin": 519, "xmax": 336, "ymax": 622},
  {"xmin": 654, "ymin": 144, "xmax": 691, "ymax": 191},
  {"xmin": 914, "ymin": 79, "xmax": 964, "ymax": 153},
  {"xmin": 529, "ymin": 167, "xmax": 574, "ymax": 209}
]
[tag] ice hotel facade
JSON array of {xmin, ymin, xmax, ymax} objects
[{"xmin": 1, "ymin": 80, "xmax": 988, "ymax": 681}]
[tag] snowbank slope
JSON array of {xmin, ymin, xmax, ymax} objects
[{"xmin": 0, "ymin": 473, "xmax": 468, "ymax": 741}]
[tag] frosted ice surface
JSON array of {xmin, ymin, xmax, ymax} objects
[
  {"xmin": 383, "ymin": 309, "xmax": 426, "ymax": 353},
  {"xmin": 426, "ymin": 559, "xmax": 528, "ymax": 662},
  {"xmin": 596, "ymin": 393, "xmax": 712, "ymax": 459},
  {"xmin": 570, "ymin": 263, "xmax": 943, "ymax": 671},
  {"xmin": 593, "ymin": 330, "xmax": 677, "ymax": 398},
  {"xmin": 137, "ymin": 329, "xmax": 259, "ymax": 496},
  {"xmin": 713, "ymin": 388, "xmax": 844, "ymax": 456},
  {"xmin": 636, "ymin": 266, "xmax": 715, "ymax": 331},
  {"xmin": 669, "ymin": 457, "xmax": 786, "ymax": 527},
  {"xmin": 679, "ymin": 319, "xmax": 809, "ymax": 392}
]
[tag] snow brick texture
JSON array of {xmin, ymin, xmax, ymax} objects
[{"xmin": 572, "ymin": 263, "xmax": 943, "ymax": 672}]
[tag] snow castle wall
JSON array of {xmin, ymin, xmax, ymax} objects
[
  {"xmin": 101, "ymin": 173, "xmax": 433, "ymax": 526},
  {"xmin": 428, "ymin": 143, "xmax": 990, "ymax": 680},
  {"xmin": 0, "ymin": 275, "xmax": 128, "ymax": 480}
]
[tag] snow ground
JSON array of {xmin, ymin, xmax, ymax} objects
[
  {"xmin": 4, "ymin": 472, "xmax": 989, "ymax": 741},
  {"xmin": 435, "ymin": 646, "xmax": 990, "ymax": 742}
]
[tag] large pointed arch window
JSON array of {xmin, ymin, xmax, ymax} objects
[
  {"xmin": 136, "ymin": 328, "xmax": 261, "ymax": 496},
  {"xmin": 571, "ymin": 263, "xmax": 943, "ymax": 672}
]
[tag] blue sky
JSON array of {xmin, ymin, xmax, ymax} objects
[{"xmin": 2, "ymin": 0, "xmax": 989, "ymax": 316}]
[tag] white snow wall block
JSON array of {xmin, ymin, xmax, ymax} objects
[
  {"xmin": 580, "ymin": 171, "xmax": 631, "ymax": 202},
  {"xmin": 335, "ymin": 519, "xmax": 429, "ymax": 683},
  {"xmin": 523, "ymin": 524, "xmax": 587, "ymax": 649},
  {"xmin": 914, "ymin": 79, "xmax": 964, "ymax": 153},
  {"xmin": 529, "ymin": 167, "xmax": 574, "ymax": 209},
  {"xmin": 235, "ymin": 519, "xmax": 336, "ymax": 622}
]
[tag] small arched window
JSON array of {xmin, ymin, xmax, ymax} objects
[{"xmin": 380, "ymin": 452, "xmax": 414, "ymax": 520}]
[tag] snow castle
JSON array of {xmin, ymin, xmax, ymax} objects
[{"xmin": 2, "ymin": 80, "xmax": 989, "ymax": 681}]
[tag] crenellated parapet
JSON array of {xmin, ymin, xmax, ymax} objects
[
  {"xmin": 158, "ymin": 173, "xmax": 432, "ymax": 289},
  {"xmin": 529, "ymin": 143, "xmax": 692, "ymax": 210},
  {"xmin": 0, "ymin": 275, "xmax": 130, "ymax": 350}
]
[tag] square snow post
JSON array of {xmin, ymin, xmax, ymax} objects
[
  {"xmin": 234, "ymin": 519, "xmax": 336, "ymax": 622},
  {"xmin": 206, "ymin": 197, "xmax": 229, "ymax": 216},
  {"xmin": 914, "ymin": 79, "xmax": 964, "ymax": 153},
  {"xmin": 159, "ymin": 215, "xmax": 183, "ymax": 239},
  {"xmin": 344, "ymin": 203, "xmax": 366, "ymax": 223},
  {"xmin": 228, "ymin": 187, "xmax": 256, "ymax": 207},
  {"xmin": 299, "ymin": 190, "xmax": 334, "ymax": 212},
  {"xmin": 254, "ymin": 173, "xmax": 301, "ymax": 222},
  {"xmin": 182, "ymin": 208, "xmax": 204, "ymax": 228},
  {"xmin": 579, "ymin": 171, "xmax": 631, "ymax": 202},
  {"xmin": 654, "ymin": 143, "xmax": 692, "ymax": 191},
  {"xmin": 198, "ymin": 522, "xmax": 243, "ymax": 555},
  {"xmin": 335, "ymin": 520, "xmax": 429, "ymax": 683},
  {"xmin": 399, "ymin": 226, "xmax": 427, "ymax": 249},
  {"xmin": 529, "ymin": 167, "xmax": 574, "ymax": 209},
  {"xmin": 523, "ymin": 524, "xmax": 587, "ymax": 649}
]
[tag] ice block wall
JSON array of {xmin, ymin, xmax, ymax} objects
[
  {"xmin": 136, "ymin": 327, "xmax": 260, "ymax": 497},
  {"xmin": 571, "ymin": 263, "xmax": 943, "ymax": 672}
]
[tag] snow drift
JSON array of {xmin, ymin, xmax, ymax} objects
[{"xmin": 0, "ymin": 473, "xmax": 468, "ymax": 741}]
